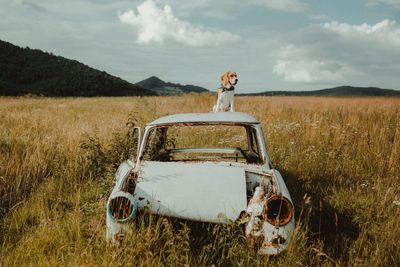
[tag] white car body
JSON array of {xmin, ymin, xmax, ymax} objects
[{"xmin": 106, "ymin": 112, "xmax": 295, "ymax": 255}]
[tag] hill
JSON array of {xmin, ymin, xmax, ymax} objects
[
  {"xmin": 0, "ymin": 40, "xmax": 156, "ymax": 96},
  {"xmin": 240, "ymin": 86, "xmax": 400, "ymax": 97},
  {"xmin": 136, "ymin": 76, "xmax": 209, "ymax": 95}
]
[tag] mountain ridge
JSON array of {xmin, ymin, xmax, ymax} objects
[
  {"xmin": 136, "ymin": 76, "xmax": 209, "ymax": 95},
  {"xmin": 239, "ymin": 86, "xmax": 400, "ymax": 97}
]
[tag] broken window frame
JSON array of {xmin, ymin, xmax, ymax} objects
[{"xmin": 139, "ymin": 122, "xmax": 267, "ymax": 165}]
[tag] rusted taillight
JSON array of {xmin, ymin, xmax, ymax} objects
[
  {"xmin": 108, "ymin": 195, "xmax": 135, "ymax": 222},
  {"xmin": 264, "ymin": 195, "xmax": 293, "ymax": 226}
]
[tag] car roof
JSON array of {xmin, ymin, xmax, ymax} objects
[{"xmin": 147, "ymin": 112, "xmax": 260, "ymax": 126}]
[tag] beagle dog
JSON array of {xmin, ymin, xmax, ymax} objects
[{"xmin": 213, "ymin": 71, "xmax": 238, "ymax": 112}]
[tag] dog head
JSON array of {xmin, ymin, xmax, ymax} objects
[{"xmin": 221, "ymin": 71, "xmax": 238, "ymax": 88}]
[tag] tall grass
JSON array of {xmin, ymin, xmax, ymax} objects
[{"xmin": 0, "ymin": 95, "xmax": 399, "ymax": 266}]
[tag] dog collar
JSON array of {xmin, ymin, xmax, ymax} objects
[{"xmin": 220, "ymin": 85, "xmax": 235, "ymax": 92}]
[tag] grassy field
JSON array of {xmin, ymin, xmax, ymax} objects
[{"xmin": 1, "ymin": 95, "xmax": 399, "ymax": 266}]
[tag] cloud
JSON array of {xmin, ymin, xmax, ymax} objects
[
  {"xmin": 271, "ymin": 19, "xmax": 400, "ymax": 86},
  {"xmin": 366, "ymin": 0, "xmax": 400, "ymax": 10},
  {"xmin": 272, "ymin": 45, "xmax": 358, "ymax": 83},
  {"xmin": 251, "ymin": 0, "xmax": 306, "ymax": 12},
  {"xmin": 118, "ymin": 0, "xmax": 240, "ymax": 46},
  {"xmin": 322, "ymin": 19, "xmax": 400, "ymax": 46},
  {"xmin": 273, "ymin": 59, "xmax": 355, "ymax": 83}
]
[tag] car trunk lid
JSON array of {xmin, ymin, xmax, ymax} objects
[{"xmin": 134, "ymin": 161, "xmax": 247, "ymax": 223}]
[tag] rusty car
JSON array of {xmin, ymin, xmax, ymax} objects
[{"xmin": 106, "ymin": 112, "xmax": 295, "ymax": 255}]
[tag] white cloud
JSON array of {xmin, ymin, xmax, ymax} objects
[
  {"xmin": 367, "ymin": 0, "xmax": 400, "ymax": 10},
  {"xmin": 251, "ymin": 0, "xmax": 306, "ymax": 12},
  {"xmin": 272, "ymin": 45, "xmax": 358, "ymax": 83},
  {"xmin": 271, "ymin": 19, "xmax": 400, "ymax": 87},
  {"xmin": 118, "ymin": 0, "xmax": 240, "ymax": 46},
  {"xmin": 322, "ymin": 19, "xmax": 400, "ymax": 46},
  {"xmin": 273, "ymin": 59, "xmax": 355, "ymax": 83}
]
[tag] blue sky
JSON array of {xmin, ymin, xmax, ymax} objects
[{"xmin": 1, "ymin": 0, "xmax": 400, "ymax": 93}]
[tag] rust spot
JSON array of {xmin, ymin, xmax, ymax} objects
[
  {"xmin": 264, "ymin": 195, "xmax": 293, "ymax": 226},
  {"xmin": 247, "ymin": 233, "xmax": 265, "ymax": 249},
  {"xmin": 110, "ymin": 196, "xmax": 132, "ymax": 220},
  {"xmin": 270, "ymin": 235, "xmax": 286, "ymax": 248}
]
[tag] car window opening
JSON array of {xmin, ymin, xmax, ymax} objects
[{"xmin": 142, "ymin": 124, "xmax": 263, "ymax": 164}]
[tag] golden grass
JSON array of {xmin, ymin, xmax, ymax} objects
[{"xmin": 0, "ymin": 95, "xmax": 399, "ymax": 266}]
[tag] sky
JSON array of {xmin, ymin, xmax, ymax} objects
[{"xmin": 1, "ymin": 0, "xmax": 400, "ymax": 93}]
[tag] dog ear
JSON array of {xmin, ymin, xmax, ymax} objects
[{"xmin": 221, "ymin": 72, "xmax": 230, "ymax": 87}]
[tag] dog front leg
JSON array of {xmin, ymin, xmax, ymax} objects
[
  {"xmin": 214, "ymin": 94, "xmax": 222, "ymax": 112},
  {"xmin": 230, "ymin": 92, "xmax": 235, "ymax": 112}
]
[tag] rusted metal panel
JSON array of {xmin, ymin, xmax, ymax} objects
[
  {"xmin": 106, "ymin": 190, "xmax": 137, "ymax": 240},
  {"xmin": 244, "ymin": 186, "xmax": 295, "ymax": 255},
  {"xmin": 133, "ymin": 161, "xmax": 248, "ymax": 223}
]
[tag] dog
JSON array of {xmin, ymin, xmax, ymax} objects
[{"xmin": 213, "ymin": 71, "xmax": 238, "ymax": 112}]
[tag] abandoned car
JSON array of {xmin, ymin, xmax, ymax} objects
[{"xmin": 106, "ymin": 112, "xmax": 295, "ymax": 255}]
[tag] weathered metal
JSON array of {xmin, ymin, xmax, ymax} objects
[
  {"xmin": 134, "ymin": 161, "xmax": 247, "ymax": 223},
  {"xmin": 106, "ymin": 112, "xmax": 295, "ymax": 255}
]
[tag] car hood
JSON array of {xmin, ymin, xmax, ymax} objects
[{"xmin": 134, "ymin": 161, "xmax": 248, "ymax": 223}]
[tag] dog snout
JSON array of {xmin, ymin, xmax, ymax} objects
[{"xmin": 234, "ymin": 78, "xmax": 238, "ymax": 84}]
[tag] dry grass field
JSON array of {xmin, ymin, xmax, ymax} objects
[{"xmin": 1, "ymin": 95, "xmax": 399, "ymax": 266}]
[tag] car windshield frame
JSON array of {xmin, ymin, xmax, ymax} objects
[{"xmin": 138, "ymin": 122, "xmax": 267, "ymax": 165}]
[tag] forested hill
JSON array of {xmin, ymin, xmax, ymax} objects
[
  {"xmin": 0, "ymin": 40, "xmax": 156, "ymax": 96},
  {"xmin": 136, "ymin": 76, "xmax": 209, "ymax": 95},
  {"xmin": 240, "ymin": 86, "xmax": 400, "ymax": 96}
]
